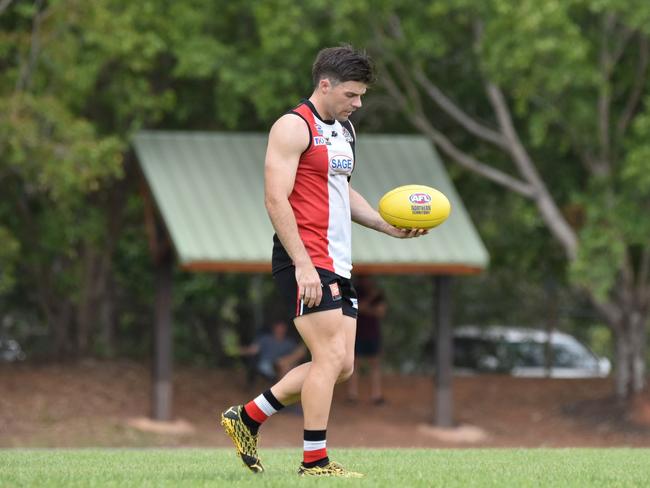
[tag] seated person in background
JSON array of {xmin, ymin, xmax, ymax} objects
[{"xmin": 239, "ymin": 320, "xmax": 307, "ymax": 382}]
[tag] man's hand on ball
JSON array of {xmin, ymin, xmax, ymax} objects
[{"xmin": 383, "ymin": 222, "xmax": 428, "ymax": 239}]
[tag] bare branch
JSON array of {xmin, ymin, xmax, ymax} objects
[
  {"xmin": 379, "ymin": 64, "xmax": 536, "ymax": 197},
  {"xmin": 379, "ymin": 11, "xmax": 578, "ymax": 258},
  {"xmin": 0, "ymin": 0, "xmax": 14, "ymax": 15},
  {"xmin": 413, "ymin": 67, "xmax": 509, "ymax": 150},
  {"xmin": 386, "ymin": 13, "xmax": 405, "ymax": 41},
  {"xmin": 485, "ymin": 82, "xmax": 579, "ymax": 259},
  {"xmin": 597, "ymin": 89, "xmax": 612, "ymax": 170},
  {"xmin": 414, "ymin": 17, "xmax": 509, "ymax": 150},
  {"xmin": 617, "ymin": 34, "xmax": 649, "ymax": 138},
  {"xmin": 353, "ymin": 94, "xmax": 398, "ymax": 126},
  {"xmin": 485, "ymin": 82, "xmax": 541, "ymax": 184},
  {"xmin": 411, "ymin": 112, "xmax": 537, "ymax": 197},
  {"xmin": 597, "ymin": 13, "xmax": 614, "ymax": 170},
  {"xmin": 559, "ymin": 123, "xmax": 602, "ymax": 175},
  {"xmin": 380, "ymin": 16, "xmax": 426, "ymax": 113},
  {"xmin": 591, "ymin": 299, "xmax": 623, "ymax": 330},
  {"xmin": 622, "ymin": 247, "xmax": 637, "ymax": 308},
  {"xmin": 374, "ymin": 23, "xmax": 534, "ymax": 197},
  {"xmin": 611, "ymin": 24, "xmax": 635, "ymax": 70},
  {"xmin": 527, "ymin": 96, "xmax": 604, "ymax": 175},
  {"xmin": 15, "ymin": 0, "xmax": 46, "ymax": 93},
  {"xmin": 383, "ymin": 12, "xmax": 496, "ymax": 148},
  {"xmin": 597, "ymin": 94, "xmax": 611, "ymax": 166},
  {"xmin": 387, "ymin": 54, "xmax": 425, "ymax": 115}
]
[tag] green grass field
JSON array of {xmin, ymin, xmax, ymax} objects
[{"xmin": 1, "ymin": 448, "xmax": 649, "ymax": 487}]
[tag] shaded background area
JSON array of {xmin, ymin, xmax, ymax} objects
[
  {"xmin": 1, "ymin": 0, "xmax": 650, "ymax": 446},
  {"xmin": 2, "ymin": 361, "xmax": 650, "ymax": 448}
]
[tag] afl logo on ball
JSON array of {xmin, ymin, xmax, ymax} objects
[
  {"xmin": 329, "ymin": 154, "xmax": 354, "ymax": 174},
  {"xmin": 409, "ymin": 193, "xmax": 432, "ymax": 205}
]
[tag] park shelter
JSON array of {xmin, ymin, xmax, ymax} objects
[{"xmin": 134, "ymin": 131, "xmax": 489, "ymax": 427}]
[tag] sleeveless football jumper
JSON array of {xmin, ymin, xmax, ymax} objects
[{"xmin": 272, "ymin": 100, "xmax": 356, "ymax": 279}]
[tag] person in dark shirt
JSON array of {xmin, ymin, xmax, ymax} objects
[
  {"xmin": 347, "ymin": 274, "xmax": 387, "ymax": 405},
  {"xmin": 240, "ymin": 320, "xmax": 306, "ymax": 381}
]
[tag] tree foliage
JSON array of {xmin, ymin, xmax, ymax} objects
[
  {"xmin": 324, "ymin": 0, "xmax": 650, "ymax": 396},
  {"xmin": 1, "ymin": 0, "xmax": 647, "ymax": 399}
]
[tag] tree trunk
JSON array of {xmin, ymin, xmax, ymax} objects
[
  {"xmin": 49, "ymin": 301, "xmax": 73, "ymax": 359},
  {"xmin": 613, "ymin": 309, "xmax": 648, "ymax": 400},
  {"xmin": 631, "ymin": 310, "xmax": 647, "ymax": 394},
  {"xmin": 76, "ymin": 245, "xmax": 99, "ymax": 354},
  {"xmin": 98, "ymin": 272, "xmax": 116, "ymax": 357},
  {"xmin": 614, "ymin": 325, "xmax": 632, "ymax": 401}
]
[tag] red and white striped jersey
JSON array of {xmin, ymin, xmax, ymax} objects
[{"xmin": 272, "ymin": 100, "xmax": 356, "ymax": 278}]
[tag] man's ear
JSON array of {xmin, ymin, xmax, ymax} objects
[{"xmin": 319, "ymin": 77, "xmax": 331, "ymax": 94}]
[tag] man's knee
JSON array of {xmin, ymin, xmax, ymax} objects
[
  {"xmin": 311, "ymin": 337, "xmax": 346, "ymax": 375},
  {"xmin": 328, "ymin": 343, "xmax": 347, "ymax": 370},
  {"xmin": 337, "ymin": 358, "xmax": 354, "ymax": 382},
  {"xmin": 295, "ymin": 309, "xmax": 347, "ymax": 375}
]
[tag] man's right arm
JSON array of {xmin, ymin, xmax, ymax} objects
[{"xmin": 264, "ymin": 115, "xmax": 323, "ymax": 308}]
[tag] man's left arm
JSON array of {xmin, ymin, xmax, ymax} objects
[
  {"xmin": 350, "ymin": 186, "xmax": 426, "ymax": 239},
  {"xmin": 276, "ymin": 344, "xmax": 307, "ymax": 370}
]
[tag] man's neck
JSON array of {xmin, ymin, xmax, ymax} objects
[{"xmin": 308, "ymin": 94, "xmax": 334, "ymax": 121}]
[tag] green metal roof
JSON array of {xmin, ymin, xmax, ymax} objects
[{"xmin": 134, "ymin": 131, "xmax": 489, "ymax": 274}]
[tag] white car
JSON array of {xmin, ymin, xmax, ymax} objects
[
  {"xmin": 0, "ymin": 337, "xmax": 26, "ymax": 362},
  {"xmin": 453, "ymin": 325, "xmax": 611, "ymax": 378}
]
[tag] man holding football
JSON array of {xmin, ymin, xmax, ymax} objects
[{"xmin": 221, "ymin": 45, "xmax": 425, "ymax": 477}]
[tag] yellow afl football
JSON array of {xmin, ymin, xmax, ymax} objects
[{"xmin": 378, "ymin": 184, "xmax": 451, "ymax": 230}]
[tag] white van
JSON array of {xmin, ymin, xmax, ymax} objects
[{"xmin": 453, "ymin": 326, "xmax": 611, "ymax": 378}]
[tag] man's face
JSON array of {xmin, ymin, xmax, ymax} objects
[
  {"xmin": 272, "ymin": 322, "xmax": 288, "ymax": 339},
  {"xmin": 321, "ymin": 79, "xmax": 367, "ymax": 122}
]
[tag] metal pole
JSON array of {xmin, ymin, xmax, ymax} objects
[
  {"xmin": 434, "ymin": 275, "xmax": 453, "ymax": 427},
  {"xmin": 152, "ymin": 256, "xmax": 173, "ymax": 421}
]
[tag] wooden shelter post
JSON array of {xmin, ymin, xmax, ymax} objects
[
  {"xmin": 141, "ymin": 175, "xmax": 175, "ymax": 421},
  {"xmin": 152, "ymin": 255, "xmax": 174, "ymax": 421},
  {"xmin": 434, "ymin": 275, "xmax": 454, "ymax": 427}
]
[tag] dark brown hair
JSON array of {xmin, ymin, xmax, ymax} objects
[{"xmin": 312, "ymin": 45, "xmax": 375, "ymax": 87}]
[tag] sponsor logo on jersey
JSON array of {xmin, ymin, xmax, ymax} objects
[
  {"xmin": 329, "ymin": 154, "xmax": 354, "ymax": 173},
  {"xmin": 409, "ymin": 193, "xmax": 432, "ymax": 205},
  {"xmin": 315, "ymin": 123, "xmax": 324, "ymax": 136},
  {"xmin": 342, "ymin": 127, "xmax": 354, "ymax": 143},
  {"xmin": 314, "ymin": 136, "xmax": 328, "ymax": 146}
]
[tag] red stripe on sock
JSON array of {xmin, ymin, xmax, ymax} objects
[
  {"xmin": 304, "ymin": 448, "xmax": 328, "ymax": 464},
  {"xmin": 244, "ymin": 401, "xmax": 268, "ymax": 424}
]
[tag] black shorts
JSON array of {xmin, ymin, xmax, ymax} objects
[{"xmin": 273, "ymin": 266, "xmax": 358, "ymax": 321}]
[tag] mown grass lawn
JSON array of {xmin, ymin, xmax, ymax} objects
[{"xmin": 1, "ymin": 448, "xmax": 649, "ymax": 487}]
